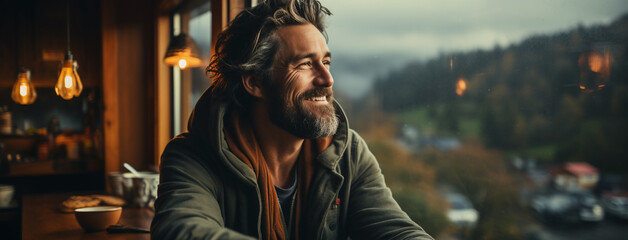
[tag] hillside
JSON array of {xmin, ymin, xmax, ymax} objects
[{"xmin": 366, "ymin": 13, "xmax": 628, "ymax": 172}]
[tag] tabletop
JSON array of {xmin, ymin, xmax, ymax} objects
[{"xmin": 22, "ymin": 193, "xmax": 153, "ymax": 240}]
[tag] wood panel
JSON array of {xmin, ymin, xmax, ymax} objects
[
  {"xmin": 0, "ymin": 0, "xmax": 102, "ymax": 88},
  {"xmin": 0, "ymin": 1, "xmax": 18, "ymax": 85},
  {"xmin": 102, "ymin": 0, "xmax": 152, "ymax": 174},
  {"xmin": 229, "ymin": 0, "xmax": 248, "ymax": 22},
  {"xmin": 154, "ymin": 15, "xmax": 171, "ymax": 168},
  {"xmin": 101, "ymin": 0, "xmax": 120, "ymax": 177}
]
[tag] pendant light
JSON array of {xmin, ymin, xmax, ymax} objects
[
  {"xmin": 163, "ymin": 32, "xmax": 203, "ymax": 70},
  {"xmin": 55, "ymin": 0, "xmax": 83, "ymax": 100},
  {"xmin": 11, "ymin": 68, "xmax": 37, "ymax": 105}
]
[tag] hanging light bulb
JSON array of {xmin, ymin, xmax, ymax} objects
[
  {"xmin": 56, "ymin": 0, "xmax": 83, "ymax": 100},
  {"xmin": 11, "ymin": 69, "xmax": 37, "ymax": 105},
  {"xmin": 164, "ymin": 32, "xmax": 202, "ymax": 70},
  {"xmin": 178, "ymin": 58, "xmax": 187, "ymax": 69},
  {"xmin": 55, "ymin": 55, "xmax": 83, "ymax": 100}
]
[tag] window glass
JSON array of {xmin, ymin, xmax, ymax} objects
[
  {"xmin": 171, "ymin": 1, "xmax": 211, "ymax": 136},
  {"xmin": 188, "ymin": 7, "xmax": 212, "ymax": 112},
  {"xmin": 323, "ymin": 0, "xmax": 628, "ymax": 238}
]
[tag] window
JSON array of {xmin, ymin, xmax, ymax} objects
[
  {"xmin": 170, "ymin": 1, "xmax": 212, "ymax": 136},
  {"xmin": 323, "ymin": 0, "xmax": 628, "ymax": 239}
]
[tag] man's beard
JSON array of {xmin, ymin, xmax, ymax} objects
[{"xmin": 267, "ymin": 84, "xmax": 339, "ymax": 139}]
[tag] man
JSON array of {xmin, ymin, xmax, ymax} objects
[{"xmin": 151, "ymin": 0, "xmax": 433, "ymax": 239}]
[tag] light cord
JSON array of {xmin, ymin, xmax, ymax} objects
[{"xmin": 66, "ymin": 0, "xmax": 71, "ymax": 53}]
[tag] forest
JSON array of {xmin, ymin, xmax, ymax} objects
[
  {"xmin": 366, "ymin": 13, "xmax": 628, "ymax": 173},
  {"xmin": 345, "ymin": 14, "xmax": 628, "ymax": 239}
]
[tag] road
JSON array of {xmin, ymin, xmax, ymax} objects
[{"xmin": 526, "ymin": 218, "xmax": 628, "ymax": 240}]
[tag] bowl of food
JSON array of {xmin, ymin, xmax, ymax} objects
[{"xmin": 74, "ymin": 206, "xmax": 122, "ymax": 232}]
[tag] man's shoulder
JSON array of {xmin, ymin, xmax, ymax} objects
[
  {"xmin": 164, "ymin": 132, "xmax": 193, "ymax": 150},
  {"xmin": 336, "ymin": 128, "xmax": 372, "ymax": 163},
  {"xmin": 159, "ymin": 132, "xmax": 225, "ymax": 178},
  {"xmin": 345, "ymin": 128, "xmax": 367, "ymax": 147},
  {"xmin": 161, "ymin": 132, "xmax": 207, "ymax": 162}
]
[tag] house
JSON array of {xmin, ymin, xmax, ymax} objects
[{"xmin": 550, "ymin": 162, "xmax": 599, "ymax": 191}]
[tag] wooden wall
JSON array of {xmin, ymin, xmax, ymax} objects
[
  {"xmin": 0, "ymin": 0, "xmax": 102, "ymax": 88},
  {"xmin": 101, "ymin": 0, "xmax": 155, "ymax": 173},
  {"xmin": 2, "ymin": 0, "xmax": 250, "ymax": 176}
]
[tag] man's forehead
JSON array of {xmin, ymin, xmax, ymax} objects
[{"xmin": 276, "ymin": 24, "xmax": 329, "ymax": 58}]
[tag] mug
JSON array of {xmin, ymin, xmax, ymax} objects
[{"xmin": 127, "ymin": 172, "xmax": 159, "ymax": 208}]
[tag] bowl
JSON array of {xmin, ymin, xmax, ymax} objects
[{"xmin": 74, "ymin": 206, "xmax": 122, "ymax": 232}]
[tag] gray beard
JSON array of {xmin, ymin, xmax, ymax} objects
[{"xmin": 268, "ymin": 89, "xmax": 339, "ymax": 139}]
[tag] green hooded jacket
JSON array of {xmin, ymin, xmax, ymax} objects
[{"xmin": 151, "ymin": 92, "xmax": 434, "ymax": 240}]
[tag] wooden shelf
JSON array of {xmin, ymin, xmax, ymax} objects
[
  {"xmin": 4, "ymin": 159, "xmax": 103, "ymax": 177},
  {"xmin": 7, "ymin": 160, "xmax": 54, "ymax": 176}
]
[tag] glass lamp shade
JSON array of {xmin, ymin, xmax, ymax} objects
[
  {"xmin": 163, "ymin": 33, "xmax": 202, "ymax": 69},
  {"xmin": 55, "ymin": 59, "xmax": 83, "ymax": 100},
  {"xmin": 11, "ymin": 69, "xmax": 37, "ymax": 105}
]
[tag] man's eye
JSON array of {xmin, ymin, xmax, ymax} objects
[{"xmin": 298, "ymin": 62, "xmax": 312, "ymax": 69}]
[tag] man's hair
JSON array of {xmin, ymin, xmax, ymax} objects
[{"xmin": 206, "ymin": 0, "xmax": 331, "ymax": 107}]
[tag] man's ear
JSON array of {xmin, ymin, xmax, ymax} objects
[{"xmin": 242, "ymin": 75, "xmax": 264, "ymax": 98}]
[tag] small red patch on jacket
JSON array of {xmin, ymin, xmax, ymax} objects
[{"xmin": 335, "ymin": 198, "xmax": 341, "ymax": 205}]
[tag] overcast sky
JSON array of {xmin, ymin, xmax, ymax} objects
[
  {"xmin": 322, "ymin": 0, "xmax": 628, "ymax": 60},
  {"xmin": 318, "ymin": 0, "xmax": 628, "ymax": 98}
]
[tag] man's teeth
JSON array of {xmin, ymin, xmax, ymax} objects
[{"xmin": 309, "ymin": 96, "xmax": 326, "ymax": 101}]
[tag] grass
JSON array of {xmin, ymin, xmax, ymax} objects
[
  {"xmin": 458, "ymin": 118, "xmax": 481, "ymax": 138},
  {"xmin": 397, "ymin": 105, "xmax": 481, "ymax": 138},
  {"xmin": 398, "ymin": 107, "xmax": 439, "ymax": 135}
]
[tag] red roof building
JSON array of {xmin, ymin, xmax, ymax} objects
[{"xmin": 550, "ymin": 162, "xmax": 599, "ymax": 190}]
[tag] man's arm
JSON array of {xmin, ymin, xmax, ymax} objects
[
  {"xmin": 347, "ymin": 132, "xmax": 434, "ymax": 240},
  {"xmin": 150, "ymin": 138, "xmax": 255, "ymax": 240}
]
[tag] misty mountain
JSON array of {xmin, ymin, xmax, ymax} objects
[
  {"xmin": 331, "ymin": 54, "xmax": 414, "ymax": 98},
  {"xmin": 370, "ymin": 13, "xmax": 628, "ymax": 111},
  {"xmin": 356, "ymin": 13, "xmax": 628, "ymax": 173}
]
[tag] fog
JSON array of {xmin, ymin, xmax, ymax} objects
[{"xmin": 321, "ymin": 0, "xmax": 628, "ymax": 98}]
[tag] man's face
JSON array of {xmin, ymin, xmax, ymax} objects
[{"xmin": 265, "ymin": 24, "xmax": 338, "ymax": 139}]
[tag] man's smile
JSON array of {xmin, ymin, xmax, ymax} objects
[
  {"xmin": 305, "ymin": 95, "xmax": 328, "ymax": 103},
  {"xmin": 299, "ymin": 87, "xmax": 333, "ymax": 106}
]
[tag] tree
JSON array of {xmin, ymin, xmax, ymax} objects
[{"xmin": 420, "ymin": 145, "xmax": 526, "ymax": 240}]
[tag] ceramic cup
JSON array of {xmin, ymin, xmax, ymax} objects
[
  {"xmin": 0, "ymin": 184, "xmax": 14, "ymax": 207},
  {"xmin": 107, "ymin": 172, "xmax": 134, "ymax": 201},
  {"xmin": 127, "ymin": 172, "xmax": 159, "ymax": 208}
]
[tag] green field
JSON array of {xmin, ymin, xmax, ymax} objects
[{"xmin": 398, "ymin": 105, "xmax": 481, "ymax": 138}]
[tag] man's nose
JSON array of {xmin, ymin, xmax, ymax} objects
[{"xmin": 314, "ymin": 64, "xmax": 334, "ymax": 87}]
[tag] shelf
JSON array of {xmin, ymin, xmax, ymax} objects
[
  {"xmin": 2, "ymin": 158, "xmax": 103, "ymax": 177},
  {"xmin": 7, "ymin": 160, "xmax": 54, "ymax": 176}
]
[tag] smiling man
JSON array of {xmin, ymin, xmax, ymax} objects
[{"xmin": 151, "ymin": 0, "xmax": 433, "ymax": 239}]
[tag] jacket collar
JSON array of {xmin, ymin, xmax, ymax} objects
[{"xmin": 187, "ymin": 89, "xmax": 350, "ymax": 178}]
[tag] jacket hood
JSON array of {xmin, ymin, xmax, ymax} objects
[{"xmin": 186, "ymin": 89, "xmax": 350, "ymax": 179}]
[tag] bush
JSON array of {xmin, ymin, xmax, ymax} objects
[{"xmin": 393, "ymin": 189, "xmax": 451, "ymax": 236}]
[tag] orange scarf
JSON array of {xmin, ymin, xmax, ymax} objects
[{"xmin": 225, "ymin": 110, "xmax": 331, "ymax": 240}]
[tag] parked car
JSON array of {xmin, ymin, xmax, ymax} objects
[
  {"xmin": 601, "ymin": 192, "xmax": 628, "ymax": 220},
  {"xmin": 445, "ymin": 192, "xmax": 479, "ymax": 228},
  {"xmin": 531, "ymin": 191, "xmax": 604, "ymax": 224}
]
